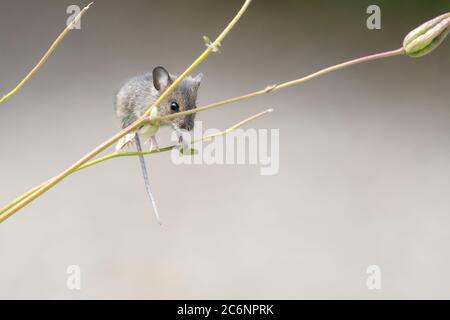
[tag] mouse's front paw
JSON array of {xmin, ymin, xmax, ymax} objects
[{"xmin": 115, "ymin": 132, "xmax": 136, "ymax": 153}]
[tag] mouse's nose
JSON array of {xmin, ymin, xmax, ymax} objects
[
  {"xmin": 180, "ymin": 121, "xmax": 194, "ymax": 131},
  {"xmin": 180, "ymin": 115, "xmax": 195, "ymax": 131}
]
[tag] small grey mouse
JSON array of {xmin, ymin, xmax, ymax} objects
[{"xmin": 115, "ymin": 66, "xmax": 203, "ymax": 224}]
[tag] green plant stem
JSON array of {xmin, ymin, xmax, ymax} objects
[
  {"xmin": 0, "ymin": 3, "xmax": 93, "ymax": 105},
  {"xmin": 0, "ymin": 108, "xmax": 271, "ymax": 221},
  {"xmin": 0, "ymin": 0, "xmax": 253, "ymax": 224}
]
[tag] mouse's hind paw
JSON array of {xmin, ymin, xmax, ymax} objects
[{"xmin": 144, "ymin": 136, "xmax": 160, "ymax": 152}]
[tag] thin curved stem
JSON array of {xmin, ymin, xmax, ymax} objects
[
  {"xmin": 158, "ymin": 48, "xmax": 405, "ymax": 122},
  {"xmin": 0, "ymin": 3, "xmax": 93, "ymax": 105}
]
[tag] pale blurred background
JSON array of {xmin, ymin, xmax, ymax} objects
[{"xmin": 0, "ymin": 0, "xmax": 449, "ymax": 299}]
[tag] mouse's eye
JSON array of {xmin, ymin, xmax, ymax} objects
[{"xmin": 170, "ymin": 101, "xmax": 180, "ymax": 112}]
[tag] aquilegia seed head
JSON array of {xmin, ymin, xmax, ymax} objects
[{"xmin": 403, "ymin": 12, "xmax": 450, "ymax": 57}]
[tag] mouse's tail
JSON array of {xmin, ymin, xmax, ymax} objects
[{"xmin": 134, "ymin": 135, "xmax": 161, "ymax": 225}]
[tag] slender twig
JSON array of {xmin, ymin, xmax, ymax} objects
[
  {"xmin": 143, "ymin": 0, "xmax": 252, "ymax": 117},
  {"xmin": 0, "ymin": 3, "xmax": 93, "ymax": 105},
  {"xmin": 0, "ymin": 108, "xmax": 271, "ymax": 222},
  {"xmin": 0, "ymin": 0, "xmax": 253, "ymax": 223},
  {"xmin": 195, "ymin": 108, "xmax": 274, "ymax": 143},
  {"xmin": 157, "ymin": 48, "xmax": 406, "ymax": 122}
]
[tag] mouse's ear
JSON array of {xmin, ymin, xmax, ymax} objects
[
  {"xmin": 191, "ymin": 72, "xmax": 203, "ymax": 91},
  {"xmin": 194, "ymin": 72, "xmax": 204, "ymax": 83},
  {"xmin": 153, "ymin": 66, "xmax": 171, "ymax": 91}
]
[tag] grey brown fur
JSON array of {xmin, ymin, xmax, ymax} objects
[
  {"xmin": 115, "ymin": 67, "xmax": 202, "ymax": 130},
  {"xmin": 114, "ymin": 66, "xmax": 203, "ymax": 224}
]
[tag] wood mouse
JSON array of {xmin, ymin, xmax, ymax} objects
[{"xmin": 115, "ymin": 66, "xmax": 203, "ymax": 224}]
